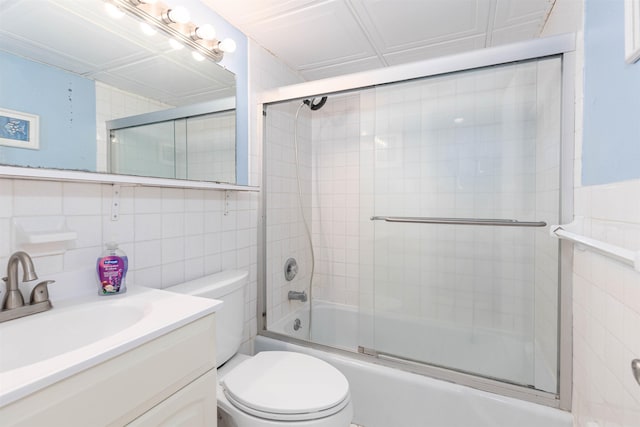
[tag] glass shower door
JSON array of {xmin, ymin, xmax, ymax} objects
[{"xmin": 370, "ymin": 57, "xmax": 562, "ymax": 393}]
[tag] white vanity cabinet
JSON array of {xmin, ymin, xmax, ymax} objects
[
  {"xmin": 0, "ymin": 314, "xmax": 217, "ymax": 427},
  {"xmin": 128, "ymin": 369, "xmax": 217, "ymax": 426}
]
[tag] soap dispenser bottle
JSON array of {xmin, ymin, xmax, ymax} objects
[{"xmin": 96, "ymin": 242, "xmax": 128, "ymax": 295}]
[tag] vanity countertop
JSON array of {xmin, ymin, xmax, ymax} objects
[{"xmin": 0, "ymin": 287, "xmax": 222, "ymax": 407}]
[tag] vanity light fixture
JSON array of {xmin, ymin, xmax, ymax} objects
[
  {"xmin": 104, "ymin": 1, "xmax": 126, "ymax": 19},
  {"xmin": 169, "ymin": 38, "xmax": 185, "ymax": 50},
  {"xmin": 193, "ymin": 24, "xmax": 216, "ymax": 41},
  {"xmin": 107, "ymin": 0, "xmax": 236, "ymax": 62},
  {"xmin": 162, "ymin": 6, "xmax": 190, "ymax": 24},
  {"xmin": 139, "ymin": 21, "xmax": 157, "ymax": 36},
  {"xmin": 218, "ymin": 38, "xmax": 236, "ymax": 53}
]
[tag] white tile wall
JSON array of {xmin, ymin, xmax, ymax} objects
[
  {"xmin": 571, "ymin": 179, "xmax": 640, "ymax": 427},
  {"xmin": 542, "ymin": 2, "xmax": 640, "ymax": 419},
  {"xmin": 311, "ymin": 93, "xmax": 362, "ymax": 307},
  {"xmin": 264, "ymin": 102, "xmax": 314, "ymax": 326},
  {"xmin": 0, "ymin": 177, "xmax": 258, "ymax": 350},
  {"xmin": 248, "ymin": 39, "xmax": 305, "ymax": 185},
  {"xmin": 249, "ymin": 39, "xmax": 307, "ymax": 330}
]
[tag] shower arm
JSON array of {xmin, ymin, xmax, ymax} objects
[{"xmin": 370, "ymin": 216, "xmax": 547, "ymax": 227}]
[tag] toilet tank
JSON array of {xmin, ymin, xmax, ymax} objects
[{"xmin": 164, "ymin": 270, "xmax": 248, "ymax": 367}]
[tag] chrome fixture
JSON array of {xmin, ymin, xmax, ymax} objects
[
  {"xmin": 288, "ymin": 290, "xmax": 307, "ymax": 303},
  {"xmin": 370, "ymin": 216, "xmax": 547, "ymax": 227},
  {"xmin": 107, "ymin": 0, "xmax": 236, "ymax": 63},
  {"xmin": 632, "ymin": 359, "xmax": 640, "ymax": 386},
  {"xmin": 1, "ymin": 251, "xmax": 54, "ymax": 323},
  {"xmin": 293, "ymin": 318, "xmax": 302, "ymax": 331},
  {"xmin": 284, "ymin": 258, "xmax": 298, "ymax": 281},
  {"xmin": 4, "ymin": 251, "xmax": 37, "ymax": 309}
]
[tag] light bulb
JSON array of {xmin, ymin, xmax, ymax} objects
[
  {"xmin": 194, "ymin": 24, "xmax": 216, "ymax": 41},
  {"xmin": 166, "ymin": 6, "xmax": 190, "ymax": 24},
  {"xmin": 218, "ymin": 38, "xmax": 236, "ymax": 53},
  {"xmin": 105, "ymin": 2, "xmax": 125, "ymax": 19},
  {"xmin": 140, "ymin": 22, "xmax": 157, "ymax": 36},
  {"xmin": 192, "ymin": 51, "xmax": 205, "ymax": 62},
  {"xmin": 169, "ymin": 38, "xmax": 184, "ymax": 50}
]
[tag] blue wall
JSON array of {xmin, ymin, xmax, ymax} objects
[
  {"xmin": 583, "ymin": 0, "xmax": 640, "ymax": 185},
  {"xmin": 0, "ymin": 51, "xmax": 96, "ymax": 171}
]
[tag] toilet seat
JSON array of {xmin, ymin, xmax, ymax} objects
[{"xmin": 221, "ymin": 351, "xmax": 350, "ymax": 422}]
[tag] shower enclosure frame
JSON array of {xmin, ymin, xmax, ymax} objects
[{"xmin": 257, "ymin": 33, "xmax": 576, "ymax": 411}]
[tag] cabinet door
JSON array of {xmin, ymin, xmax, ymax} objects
[{"xmin": 128, "ymin": 369, "xmax": 217, "ymax": 427}]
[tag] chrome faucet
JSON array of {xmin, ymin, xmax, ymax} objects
[
  {"xmin": 288, "ymin": 290, "xmax": 308, "ymax": 302},
  {"xmin": 1, "ymin": 251, "xmax": 54, "ymax": 323},
  {"xmin": 4, "ymin": 251, "xmax": 38, "ymax": 309}
]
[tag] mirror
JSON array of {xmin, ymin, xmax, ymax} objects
[{"xmin": 0, "ymin": 0, "xmax": 238, "ymax": 183}]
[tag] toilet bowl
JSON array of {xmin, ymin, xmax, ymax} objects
[
  {"xmin": 217, "ymin": 352, "xmax": 353, "ymax": 427},
  {"xmin": 165, "ymin": 271, "xmax": 353, "ymax": 427}
]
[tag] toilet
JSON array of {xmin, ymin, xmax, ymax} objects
[{"xmin": 165, "ymin": 270, "xmax": 354, "ymax": 427}]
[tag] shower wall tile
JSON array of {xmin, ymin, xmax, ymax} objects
[
  {"xmin": 249, "ymin": 39, "xmax": 304, "ymax": 187},
  {"xmin": 265, "ymin": 102, "xmax": 314, "ymax": 326},
  {"xmin": 311, "ymin": 93, "xmax": 362, "ymax": 307}
]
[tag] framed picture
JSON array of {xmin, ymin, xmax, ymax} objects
[
  {"xmin": 625, "ymin": 0, "xmax": 640, "ymax": 63},
  {"xmin": 0, "ymin": 108, "xmax": 40, "ymax": 150}
]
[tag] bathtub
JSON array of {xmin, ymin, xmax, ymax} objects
[
  {"xmin": 262, "ymin": 301, "xmax": 571, "ymax": 427},
  {"xmin": 269, "ymin": 300, "xmax": 555, "ymax": 390}
]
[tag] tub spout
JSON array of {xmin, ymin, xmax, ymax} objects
[{"xmin": 288, "ymin": 290, "xmax": 307, "ymax": 302}]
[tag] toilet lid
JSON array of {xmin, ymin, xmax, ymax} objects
[{"xmin": 221, "ymin": 351, "xmax": 350, "ymax": 421}]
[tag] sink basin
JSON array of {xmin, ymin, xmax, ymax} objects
[
  {"xmin": 0, "ymin": 304, "xmax": 144, "ymax": 371},
  {"xmin": 0, "ymin": 287, "xmax": 222, "ymax": 407}
]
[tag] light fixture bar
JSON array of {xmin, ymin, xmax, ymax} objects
[{"xmin": 110, "ymin": 0, "xmax": 225, "ymax": 62}]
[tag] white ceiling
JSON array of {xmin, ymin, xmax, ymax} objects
[{"xmin": 202, "ymin": 0, "xmax": 556, "ymax": 80}]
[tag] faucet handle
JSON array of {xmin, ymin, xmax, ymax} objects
[{"xmin": 30, "ymin": 280, "xmax": 55, "ymax": 305}]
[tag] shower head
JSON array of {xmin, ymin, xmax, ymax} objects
[{"xmin": 303, "ymin": 96, "xmax": 328, "ymax": 111}]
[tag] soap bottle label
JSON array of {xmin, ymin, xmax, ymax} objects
[{"xmin": 97, "ymin": 255, "xmax": 128, "ymax": 294}]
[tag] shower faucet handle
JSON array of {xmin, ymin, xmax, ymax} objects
[{"xmin": 284, "ymin": 258, "xmax": 298, "ymax": 281}]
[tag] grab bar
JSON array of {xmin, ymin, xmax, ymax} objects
[
  {"xmin": 551, "ymin": 221, "xmax": 640, "ymax": 272},
  {"xmin": 370, "ymin": 216, "xmax": 547, "ymax": 227}
]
